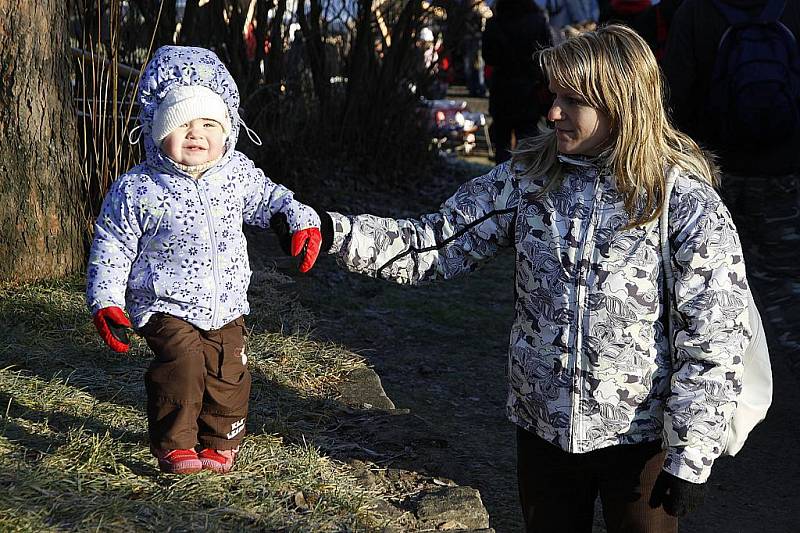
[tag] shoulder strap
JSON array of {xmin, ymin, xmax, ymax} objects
[
  {"xmin": 711, "ymin": 0, "xmax": 786, "ymax": 25},
  {"xmin": 659, "ymin": 171, "xmax": 677, "ymax": 294},
  {"xmin": 760, "ymin": 0, "xmax": 787, "ymax": 22}
]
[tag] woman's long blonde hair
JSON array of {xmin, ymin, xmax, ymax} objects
[{"xmin": 512, "ymin": 24, "xmax": 718, "ymax": 226}]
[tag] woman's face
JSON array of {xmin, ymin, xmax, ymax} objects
[{"xmin": 547, "ymin": 81, "xmax": 612, "ymax": 157}]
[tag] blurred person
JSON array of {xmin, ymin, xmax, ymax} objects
[
  {"xmin": 663, "ymin": 0, "xmax": 800, "ymax": 371},
  {"xmin": 415, "ymin": 27, "xmax": 449, "ymax": 99},
  {"xmin": 419, "ymin": 26, "xmax": 439, "ymax": 70},
  {"xmin": 482, "ymin": 0, "xmax": 552, "ymax": 163},
  {"xmin": 628, "ymin": 0, "xmax": 684, "ymax": 62},
  {"xmin": 545, "ymin": 0, "xmax": 601, "ymax": 42},
  {"xmin": 462, "ymin": 1, "xmax": 492, "ymax": 96}
]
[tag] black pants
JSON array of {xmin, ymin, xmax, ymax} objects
[
  {"xmin": 139, "ymin": 314, "xmax": 251, "ymax": 451},
  {"xmin": 490, "ymin": 116, "xmax": 539, "ymax": 164},
  {"xmin": 517, "ymin": 427, "xmax": 677, "ymax": 533}
]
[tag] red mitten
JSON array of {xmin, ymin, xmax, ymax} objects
[
  {"xmin": 291, "ymin": 227, "xmax": 322, "ymax": 273},
  {"xmin": 93, "ymin": 306, "xmax": 132, "ymax": 353}
]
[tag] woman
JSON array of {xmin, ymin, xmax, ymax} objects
[{"xmin": 312, "ymin": 25, "xmax": 750, "ymax": 532}]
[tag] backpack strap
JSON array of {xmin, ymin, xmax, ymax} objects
[
  {"xmin": 711, "ymin": 0, "xmax": 786, "ymax": 25},
  {"xmin": 759, "ymin": 0, "xmax": 787, "ymax": 23}
]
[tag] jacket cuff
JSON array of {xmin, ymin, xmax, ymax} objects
[
  {"xmin": 290, "ymin": 203, "xmax": 321, "ymax": 232},
  {"xmin": 328, "ymin": 212, "xmax": 351, "ymax": 254},
  {"xmin": 664, "ymin": 446, "xmax": 713, "ymax": 484},
  {"xmin": 88, "ymin": 296, "xmax": 124, "ymax": 315}
]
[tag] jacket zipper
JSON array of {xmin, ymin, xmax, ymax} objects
[
  {"xmin": 569, "ymin": 171, "xmax": 604, "ymax": 452},
  {"xmin": 197, "ymin": 181, "xmax": 221, "ymax": 327}
]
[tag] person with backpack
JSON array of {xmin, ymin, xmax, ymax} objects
[
  {"xmin": 663, "ymin": 0, "xmax": 800, "ymax": 375},
  {"xmin": 482, "ymin": 0, "xmax": 552, "ymax": 164}
]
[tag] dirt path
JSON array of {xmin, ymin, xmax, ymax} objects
[
  {"xmin": 263, "ymin": 159, "xmax": 524, "ymax": 531},
  {"xmin": 306, "ymin": 248, "xmax": 522, "ymax": 531}
]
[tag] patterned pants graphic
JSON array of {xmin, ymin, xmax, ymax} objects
[{"xmin": 721, "ymin": 172, "xmax": 800, "ymax": 376}]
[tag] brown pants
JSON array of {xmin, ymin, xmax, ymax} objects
[
  {"xmin": 139, "ymin": 313, "xmax": 251, "ymax": 451},
  {"xmin": 517, "ymin": 427, "xmax": 678, "ymax": 533}
]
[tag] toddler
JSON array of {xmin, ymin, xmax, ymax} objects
[{"xmin": 86, "ymin": 46, "xmax": 321, "ymax": 474}]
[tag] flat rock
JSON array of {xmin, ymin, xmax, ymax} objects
[
  {"xmin": 413, "ymin": 486, "xmax": 490, "ymax": 529},
  {"xmin": 337, "ymin": 366, "xmax": 396, "ymax": 410}
]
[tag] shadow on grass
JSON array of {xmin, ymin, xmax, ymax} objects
[
  {"xmin": 249, "ymin": 217, "xmax": 524, "ymax": 531},
  {"xmin": 0, "ymin": 272, "xmax": 460, "ymax": 529}
]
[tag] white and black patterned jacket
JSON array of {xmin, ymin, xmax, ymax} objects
[{"xmin": 328, "ymin": 159, "xmax": 750, "ymax": 483}]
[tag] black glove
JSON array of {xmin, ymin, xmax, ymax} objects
[
  {"xmin": 270, "ymin": 208, "xmax": 333, "ymax": 256},
  {"xmin": 317, "ymin": 208, "xmax": 334, "ymax": 253},
  {"xmin": 270, "ymin": 212, "xmax": 293, "ymax": 256},
  {"xmin": 648, "ymin": 470, "xmax": 706, "ymax": 517}
]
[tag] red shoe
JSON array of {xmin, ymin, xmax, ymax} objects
[
  {"xmin": 198, "ymin": 447, "xmax": 238, "ymax": 474},
  {"xmin": 152, "ymin": 448, "xmax": 202, "ymax": 474}
]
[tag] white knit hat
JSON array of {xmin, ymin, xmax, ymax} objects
[{"xmin": 150, "ymin": 85, "xmax": 231, "ymax": 144}]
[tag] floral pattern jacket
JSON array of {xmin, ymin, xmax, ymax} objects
[
  {"xmin": 328, "ymin": 158, "xmax": 750, "ymax": 483},
  {"xmin": 86, "ymin": 46, "xmax": 319, "ymax": 330}
]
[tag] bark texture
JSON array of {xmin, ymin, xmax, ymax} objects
[{"xmin": 0, "ymin": 0, "xmax": 86, "ymax": 282}]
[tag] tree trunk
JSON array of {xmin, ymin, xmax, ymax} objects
[{"xmin": 0, "ymin": 0, "xmax": 86, "ymax": 282}]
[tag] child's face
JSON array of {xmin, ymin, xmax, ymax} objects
[{"xmin": 161, "ymin": 118, "xmax": 226, "ymax": 166}]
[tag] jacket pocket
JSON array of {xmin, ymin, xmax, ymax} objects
[{"xmin": 216, "ymin": 318, "xmax": 248, "ymax": 383}]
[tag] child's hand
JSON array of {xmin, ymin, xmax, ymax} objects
[
  {"xmin": 93, "ymin": 306, "xmax": 132, "ymax": 353},
  {"xmin": 271, "ymin": 210, "xmax": 333, "ymax": 273},
  {"xmin": 292, "ymin": 227, "xmax": 322, "ymax": 273}
]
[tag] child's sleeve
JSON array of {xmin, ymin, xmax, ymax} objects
[
  {"xmin": 328, "ymin": 165, "xmax": 518, "ymax": 285},
  {"xmin": 238, "ymin": 154, "xmax": 320, "ymax": 232},
  {"xmin": 86, "ymin": 179, "xmax": 142, "ymax": 314}
]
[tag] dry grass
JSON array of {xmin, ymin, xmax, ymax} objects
[{"xmin": 0, "ymin": 272, "xmax": 388, "ymax": 531}]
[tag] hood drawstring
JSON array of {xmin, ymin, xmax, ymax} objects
[
  {"xmin": 557, "ymin": 154, "xmax": 603, "ymax": 168},
  {"xmin": 128, "ymin": 123, "xmax": 143, "ymax": 145},
  {"xmin": 239, "ymin": 116, "xmax": 263, "ymax": 146}
]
